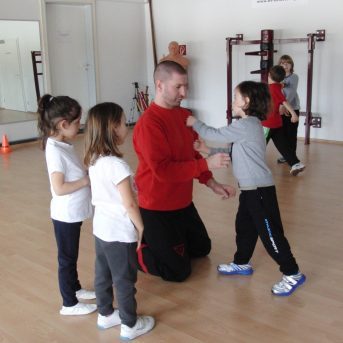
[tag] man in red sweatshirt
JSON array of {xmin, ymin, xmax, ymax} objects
[{"xmin": 133, "ymin": 61, "xmax": 235, "ymax": 282}]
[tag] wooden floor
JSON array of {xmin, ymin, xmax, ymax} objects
[{"xmin": 1, "ymin": 130, "xmax": 343, "ymax": 343}]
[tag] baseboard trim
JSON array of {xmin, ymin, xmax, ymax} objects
[
  {"xmin": 298, "ymin": 137, "xmax": 343, "ymax": 145},
  {"xmin": 1, "ymin": 137, "xmax": 38, "ymax": 146}
]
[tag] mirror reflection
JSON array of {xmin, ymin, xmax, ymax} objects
[{"xmin": 0, "ymin": 20, "xmax": 44, "ymax": 123}]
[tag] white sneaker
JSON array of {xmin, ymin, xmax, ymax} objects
[
  {"xmin": 97, "ymin": 309, "xmax": 121, "ymax": 329},
  {"xmin": 120, "ymin": 316, "xmax": 155, "ymax": 341},
  {"xmin": 60, "ymin": 302, "xmax": 97, "ymax": 316},
  {"xmin": 272, "ymin": 272, "xmax": 306, "ymax": 296},
  {"xmin": 217, "ymin": 262, "xmax": 253, "ymax": 275},
  {"xmin": 290, "ymin": 162, "xmax": 305, "ymax": 176},
  {"xmin": 76, "ymin": 288, "xmax": 96, "ymax": 300}
]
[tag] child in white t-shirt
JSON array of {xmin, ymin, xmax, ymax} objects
[
  {"xmin": 37, "ymin": 94, "xmax": 96, "ymax": 316},
  {"xmin": 84, "ymin": 102, "xmax": 155, "ymax": 341}
]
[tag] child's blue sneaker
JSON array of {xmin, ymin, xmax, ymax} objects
[
  {"xmin": 217, "ymin": 262, "xmax": 253, "ymax": 275},
  {"xmin": 272, "ymin": 272, "xmax": 306, "ymax": 296}
]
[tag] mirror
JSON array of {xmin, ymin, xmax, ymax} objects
[{"xmin": 0, "ymin": 20, "xmax": 44, "ymax": 121}]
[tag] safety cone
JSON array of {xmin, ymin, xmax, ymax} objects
[{"xmin": 1, "ymin": 134, "xmax": 12, "ymax": 154}]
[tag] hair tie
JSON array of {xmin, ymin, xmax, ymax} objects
[{"xmin": 49, "ymin": 96, "xmax": 54, "ymax": 102}]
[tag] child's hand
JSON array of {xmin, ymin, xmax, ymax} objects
[
  {"xmin": 194, "ymin": 138, "xmax": 210, "ymax": 154},
  {"xmin": 82, "ymin": 175, "xmax": 90, "ymax": 187},
  {"xmin": 279, "ymin": 105, "xmax": 289, "ymax": 116},
  {"xmin": 136, "ymin": 228, "xmax": 143, "ymax": 251},
  {"xmin": 186, "ymin": 115, "xmax": 197, "ymax": 127},
  {"xmin": 291, "ymin": 115, "xmax": 299, "ymax": 123},
  {"xmin": 206, "ymin": 153, "xmax": 230, "ymax": 169}
]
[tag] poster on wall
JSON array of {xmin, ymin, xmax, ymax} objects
[{"xmin": 252, "ymin": 0, "xmax": 308, "ymax": 8}]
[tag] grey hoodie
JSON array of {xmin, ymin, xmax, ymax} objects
[
  {"xmin": 283, "ymin": 73, "xmax": 300, "ymax": 110},
  {"xmin": 193, "ymin": 116, "xmax": 274, "ymax": 190}
]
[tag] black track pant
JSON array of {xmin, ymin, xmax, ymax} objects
[
  {"xmin": 233, "ymin": 186, "xmax": 299, "ymax": 275},
  {"xmin": 137, "ymin": 203, "xmax": 211, "ymax": 282},
  {"xmin": 266, "ymin": 126, "xmax": 300, "ymax": 167},
  {"xmin": 281, "ymin": 110, "xmax": 300, "ymax": 155}
]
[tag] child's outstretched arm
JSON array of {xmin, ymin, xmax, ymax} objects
[
  {"xmin": 51, "ymin": 172, "xmax": 89, "ymax": 196},
  {"xmin": 282, "ymin": 100, "xmax": 299, "ymax": 123},
  {"xmin": 117, "ymin": 176, "xmax": 144, "ymax": 250},
  {"xmin": 186, "ymin": 115, "xmax": 197, "ymax": 127}
]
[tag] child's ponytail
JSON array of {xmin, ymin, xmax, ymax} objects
[
  {"xmin": 37, "ymin": 94, "xmax": 54, "ymax": 149},
  {"xmin": 37, "ymin": 94, "xmax": 81, "ymax": 149}
]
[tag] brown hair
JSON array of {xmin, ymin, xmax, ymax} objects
[
  {"xmin": 84, "ymin": 102, "xmax": 124, "ymax": 166},
  {"xmin": 153, "ymin": 60, "xmax": 187, "ymax": 83},
  {"xmin": 37, "ymin": 94, "xmax": 81, "ymax": 149},
  {"xmin": 236, "ymin": 81, "xmax": 271, "ymax": 121},
  {"xmin": 278, "ymin": 54, "xmax": 294, "ymax": 73},
  {"xmin": 269, "ymin": 65, "xmax": 286, "ymax": 83}
]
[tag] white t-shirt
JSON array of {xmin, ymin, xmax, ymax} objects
[
  {"xmin": 45, "ymin": 138, "xmax": 92, "ymax": 222},
  {"xmin": 88, "ymin": 156, "xmax": 137, "ymax": 243}
]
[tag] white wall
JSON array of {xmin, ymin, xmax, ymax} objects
[
  {"xmin": 1, "ymin": 0, "xmax": 342, "ymax": 142},
  {"xmin": 95, "ymin": 0, "xmax": 147, "ymax": 122},
  {"xmin": 150, "ymin": 0, "xmax": 343, "ymax": 142},
  {"xmin": 0, "ymin": 0, "xmax": 40, "ymax": 20},
  {"xmin": 0, "ymin": 0, "xmax": 147, "ymax": 142}
]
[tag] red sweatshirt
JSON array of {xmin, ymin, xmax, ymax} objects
[
  {"xmin": 262, "ymin": 83, "xmax": 286, "ymax": 128},
  {"xmin": 133, "ymin": 102, "xmax": 213, "ymax": 211}
]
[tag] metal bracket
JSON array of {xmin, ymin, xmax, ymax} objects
[
  {"xmin": 311, "ymin": 116, "xmax": 322, "ymax": 128},
  {"xmin": 300, "ymin": 112, "xmax": 322, "ymax": 128},
  {"xmin": 315, "ymin": 29, "xmax": 326, "ymax": 41}
]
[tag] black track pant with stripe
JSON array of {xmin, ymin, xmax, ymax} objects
[{"xmin": 233, "ymin": 186, "xmax": 299, "ymax": 276}]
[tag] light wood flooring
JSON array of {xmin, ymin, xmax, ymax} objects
[{"xmin": 0, "ymin": 130, "xmax": 342, "ymax": 343}]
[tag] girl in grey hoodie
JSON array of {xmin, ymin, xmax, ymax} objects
[{"xmin": 186, "ymin": 81, "xmax": 306, "ymax": 296}]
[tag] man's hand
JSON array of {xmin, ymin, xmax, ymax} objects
[{"xmin": 206, "ymin": 178, "xmax": 236, "ymax": 199}]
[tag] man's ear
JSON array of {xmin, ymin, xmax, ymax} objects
[{"xmin": 156, "ymin": 79, "xmax": 163, "ymax": 92}]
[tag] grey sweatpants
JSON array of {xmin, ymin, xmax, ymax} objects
[{"xmin": 94, "ymin": 237, "xmax": 138, "ymax": 327}]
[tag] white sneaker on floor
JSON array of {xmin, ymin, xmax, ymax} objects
[
  {"xmin": 272, "ymin": 272, "xmax": 306, "ymax": 296},
  {"xmin": 97, "ymin": 309, "xmax": 121, "ymax": 329},
  {"xmin": 217, "ymin": 262, "xmax": 253, "ymax": 275},
  {"xmin": 76, "ymin": 288, "xmax": 96, "ymax": 300},
  {"xmin": 60, "ymin": 302, "xmax": 97, "ymax": 316},
  {"xmin": 290, "ymin": 162, "xmax": 305, "ymax": 176},
  {"xmin": 120, "ymin": 316, "xmax": 155, "ymax": 341}
]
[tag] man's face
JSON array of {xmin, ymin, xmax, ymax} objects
[{"xmin": 157, "ymin": 72, "xmax": 188, "ymax": 108}]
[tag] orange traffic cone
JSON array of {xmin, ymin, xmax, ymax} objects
[{"xmin": 1, "ymin": 134, "xmax": 12, "ymax": 154}]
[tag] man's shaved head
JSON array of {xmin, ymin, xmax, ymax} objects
[{"xmin": 154, "ymin": 61, "xmax": 187, "ymax": 84}]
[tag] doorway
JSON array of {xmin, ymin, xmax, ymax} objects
[
  {"xmin": 45, "ymin": 3, "xmax": 97, "ymax": 123},
  {"xmin": 0, "ymin": 38, "xmax": 26, "ymax": 112}
]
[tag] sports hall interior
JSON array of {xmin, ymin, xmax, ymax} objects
[{"xmin": 0, "ymin": 0, "xmax": 342, "ymax": 342}]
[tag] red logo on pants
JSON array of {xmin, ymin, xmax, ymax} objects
[{"xmin": 173, "ymin": 244, "xmax": 185, "ymax": 257}]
